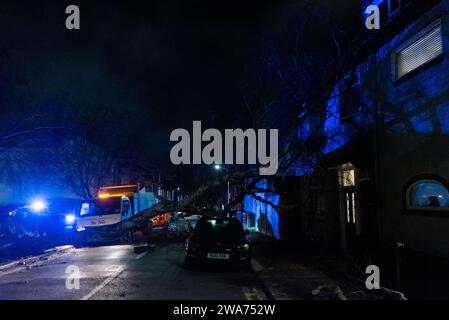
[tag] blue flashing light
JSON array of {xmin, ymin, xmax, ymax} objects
[{"xmin": 29, "ymin": 200, "xmax": 47, "ymax": 213}]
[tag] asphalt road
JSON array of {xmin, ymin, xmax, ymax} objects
[{"xmin": 0, "ymin": 242, "xmax": 268, "ymax": 300}]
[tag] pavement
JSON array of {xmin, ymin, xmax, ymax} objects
[
  {"xmin": 0, "ymin": 242, "xmax": 269, "ymax": 300},
  {"xmin": 248, "ymin": 233, "xmax": 349, "ymax": 300},
  {"xmin": 248, "ymin": 232, "xmax": 406, "ymax": 300},
  {"xmin": 0, "ymin": 236, "xmax": 69, "ymax": 265}
]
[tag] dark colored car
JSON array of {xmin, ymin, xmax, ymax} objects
[
  {"xmin": 6, "ymin": 198, "xmax": 82, "ymax": 241},
  {"xmin": 184, "ymin": 216, "xmax": 251, "ymax": 268}
]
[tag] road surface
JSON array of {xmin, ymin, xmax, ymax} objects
[{"xmin": 0, "ymin": 242, "xmax": 268, "ymax": 300}]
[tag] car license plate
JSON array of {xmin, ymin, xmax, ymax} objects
[{"xmin": 207, "ymin": 253, "xmax": 230, "ymax": 260}]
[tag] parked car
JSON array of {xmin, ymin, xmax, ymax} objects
[
  {"xmin": 172, "ymin": 211, "xmax": 185, "ymax": 221},
  {"xmin": 183, "ymin": 214, "xmax": 202, "ymax": 230},
  {"xmin": 184, "ymin": 215, "xmax": 251, "ymax": 269}
]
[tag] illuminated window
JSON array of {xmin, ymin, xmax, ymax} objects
[
  {"xmin": 339, "ymin": 163, "xmax": 355, "ymax": 187},
  {"xmin": 406, "ymin": 179, "xmax": 449, "ymax": 210},
  {"xmin": 394, "ymin": 20, "xmax": 443, "ymax": 80},
  {"xmin": 345, "ymin": 191, "xmax": 356, "ymax": 224}
]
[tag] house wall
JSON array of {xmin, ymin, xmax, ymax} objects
[
  {"xmin": 243, "ymin": 179, "xmax": 281, "ymax": 239},
  {"xmin": 244, "ymin": 0, "xmax": 449, "ymax": 258},
  {"xmin": 362, "ymin": 0, "xmax": 449, "ymax": 257}
]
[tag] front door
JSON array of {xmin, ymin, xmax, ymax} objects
[{"xmin": 338, "ymin": 163, "xmax": 357, "ymax": 251}]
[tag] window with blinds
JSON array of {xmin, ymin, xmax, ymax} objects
[{"xmin": 394, "ymin": 21, "xmax": 443, "ymax": 80}]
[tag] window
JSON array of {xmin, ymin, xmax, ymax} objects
[
  {"xmin": 338, "ymin": 163, "xmax": 356, "ymax": 187},
  {"xmin": 339, "ymin": 72, "xmax": 361, "ymax": 123},
  {"xmin": 121, "ymin": 199, "xmax": 132, "ymax": 216},
  {"xmin": 394, "ymin": 20, "xmax": 443, "ymax": 80},
  {"xmin": 345, "ymin": 191, "xmax": 356, "ymax": 224},
  {"xmin": 80, "ymin": 203, "xmax": 89, "ymax": 216},
  {"xmin": 406, "ymin": 179, "xmax": 449, "ymax": 210},
  {"xmin": 85, "ymin": 198, "xmax": 122, "ymax": 216}
]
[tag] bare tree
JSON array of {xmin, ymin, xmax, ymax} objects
[
  {"xmin": 182, "ymin": 1, "xmax": 362, "ymax": 233},
  {"xmin": 51, "ymin": 105, "xmax": 136, "ymax": 199},
  {"xmin": 54, "ymin": 137, "xmax": 116, "ymax": 199}
]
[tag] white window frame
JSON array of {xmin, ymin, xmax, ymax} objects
[
  {"xmin": 392, "ymin": 19, "xmax": 443, "ymax": 81},
  {"xmin": 406, "ymin": 179, "xmax": 449, "ymax": 211}
]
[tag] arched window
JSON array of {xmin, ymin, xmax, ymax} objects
[{"xmin": 406, "ymin": 179, "xmax": 449, "ymax": 210}]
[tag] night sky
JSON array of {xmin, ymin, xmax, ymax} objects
[{"xmin": 0, "ymin": 0, "xmax": 359, "ymax": 175}]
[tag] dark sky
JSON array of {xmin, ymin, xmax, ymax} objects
[
  {"xmin": 0, "ymin": 0, "xmax": 359, "ymax": 175},
  {"xmin": 0, "ymin": 0, "xmax": 287, "ymax": 169}
]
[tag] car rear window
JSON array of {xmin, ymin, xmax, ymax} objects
[{"xmin": 195, "ymin": 218, "xmax": 245, "ymax": 240}]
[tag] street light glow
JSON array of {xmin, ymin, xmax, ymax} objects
[{"xmin": 214, "ymin": 164, "xmax": 221, "ymax": 170}]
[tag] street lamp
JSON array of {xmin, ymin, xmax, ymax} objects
[{"xmin": 214, "ymin": 164, "xmax": 230, "ymax": 205}]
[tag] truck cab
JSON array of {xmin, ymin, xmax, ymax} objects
[{"xmin": 75, "ymin": 184, "xmax": 157, "ymax": 242}]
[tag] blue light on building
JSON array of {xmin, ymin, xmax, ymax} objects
[{"xmin": 243, "ymin": 179, "xmax": 281, "ymax": 239}]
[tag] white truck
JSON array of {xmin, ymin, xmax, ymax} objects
[{"xmin": 74, "ymin": 184, "xmax": 158, "ymax": 242}]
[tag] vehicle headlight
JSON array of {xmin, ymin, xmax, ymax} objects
[
  {"xmin": 236, "ymin": 243, "xmax": 250, "ymax": 251},
  {"xmin": 65, "ymin": 214, "xmax": 76, "ymax": 225}
]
